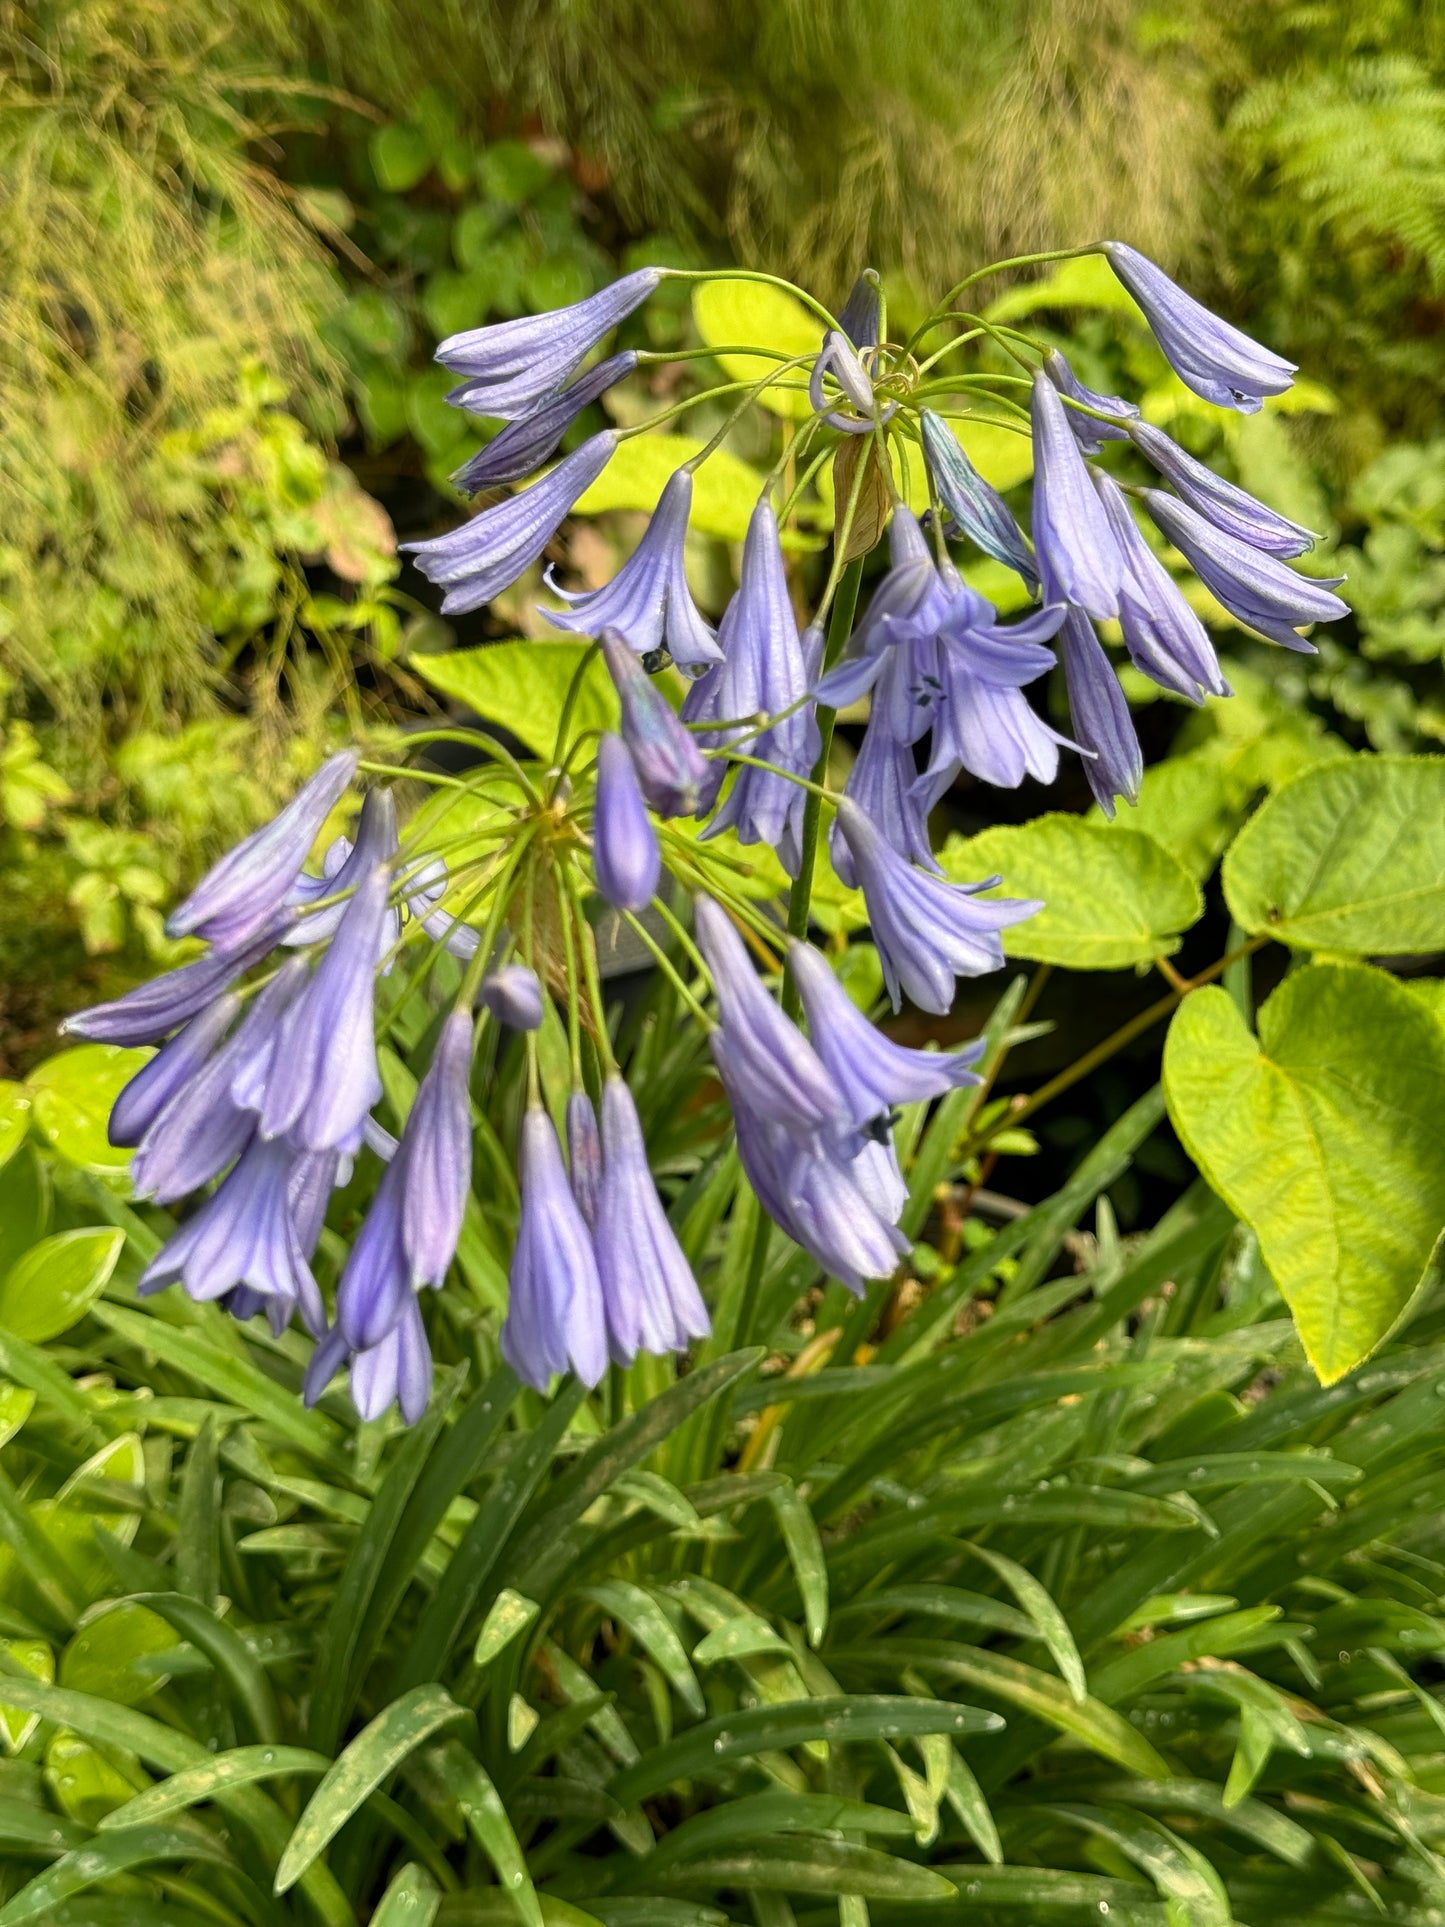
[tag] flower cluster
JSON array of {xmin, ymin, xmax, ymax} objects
[{"xmin": 70, "ymin": 242, "xmax": 1347, "ymax": 1422}]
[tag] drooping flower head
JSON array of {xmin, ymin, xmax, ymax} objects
[
  {"xmin": 436, "ymin": 267, "xmax": 663, "ymax": 420},
  {"xmin": 479, "ymin": 964, "xmax": 545, "ymax": 1030},
  {"xmin": 164, "ymin": 752, "xmax": 357, "ymax": 955},
  {"xmin": 1128, "ymin": 421, "xmax": 1314, "ymax": 558},
  {"xmin": 833, "ymin": 797, "xmax": 1039, "ymax": 1014},
  {"xmin": 1102, "ymin": 242, "xmax": 1296, "ymax": 414},
  {"xmin": 545, "ymin": 468, "xmax": 720, "ymax": 669},
  {"xmin": 920, "ymin": 410, "xmax": 1038, "ymax": 591},
  {"xmin": 1143, "ymin": 490, "xmax": 1347, "ymax": 650},
  {"xmin": 592, "ymin": 733, "xmax": 661, "ymax": 912},
  {"xmin": 1029, "ymin": 372, "xmax": 1124, "ymax": 622},
  {"xmin": 595, "ymin": 1076, "xmax": 710, "ymax": 1362},
  {"xmin": 1092, "ymin": 471, "xmax": 1227, "ymax": 702},
  {"xmin": 451, "ymin": 352, "xmax": 638, "ymax": 491},
  {"xmin": 1042, "ymin": 348, "xmax": 1139, "ymax": 455},
  {"xmin": 1057, "ymin": 608, "xmax": 1144, "ymax": 817},
  {"xmin": 502, "ymin": 1108, "xmax": 608, "ymax": 1390},
  {"xmin": 405, "ymin": 432, "xmax": 617, "ymax": 616}
]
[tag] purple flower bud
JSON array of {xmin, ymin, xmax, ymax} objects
[
  {"xmin": 838, "ymin": 271, "xmax": 881, "ymax": 350},
  {"xmin": 598, "ymin": 627, "xmax": 710, "ymax": 817},
  {"xmin": 108, "ymin": 994, "xmax": 238, "ymax": 1148},
  {"xmin": 833, "ymin": 797, "xmax": 1039, "ymax": 1014},
  {"xmin": 290, "ymin": 1150, "xmax": 343, "ymax": 1261},
  {"xmin": 435, "ymin": 268, "xmax": 663, "ymax": 420},
  {"xmin": 693, "ymin": 896, "xmax": 849, "ymax": 1140},
  {"xmin": 567, "ymin": 1089, "xmax": 604, "ymax": 1230},
  {"xmin": 260, "ymin": 865, "xmax": 390, "ymax": 1153},
  {"xmin": 502, "ymin": 1108, "xmax": 608, "ymax": 1390},
  {"xmin": 131, "ymin": 960, "xmax": 308, "ymax": 1202},
  {"xmin": 1042, "ymin": 349, "xmax": 1139, "ymax": 455},
  {"xmin": 1092, "ymin": 472, "xmax": 1227, "ymax": 701},
  {"xmin": 336, "ymin": 1151, "xmax": 411, "ymax": 1350},
  {"xmin": 401, "ymin": 1009, "xmax": 473, "ymax": 1290},
  {"xmin": 784, "ymin": 1137, "xmax": 910, "ymax": 1293},
  {"xmin": 1102, "ymin": 242, "xmax": 1295, "ymax": 414},
  {"xmin": 165, "ymin": 752, "xmax": 357, "ymax": 953},
  {"xmin": 1128, "ymin": 421, "xmax": 1313, "ymax": 557},
  {"xmin": 544, "ymin": 469, "xmax": 720, "ymax": 669},
  {"xmin": 63, "ymin": 916, "xmax": 287, "ymax": 1047},
  {"xmin": 140, "ymin": 1134, "xmax": 324, "ymax": 1335},
  {"xmin": 405, "ymin": 432, "xmax": 617, "ymax": 616},
  {"xmin": 595, "ymin": 1076, "xmax": 710, "ymax": 1362},
  {"xmin": 1143, "ymin": 489, "xmax": 1347, "ymax": 650},
  {"xmin": 921, "ymin": 411, "xmax": 1038, "ymax": 591},
  {"xmin": 479, "ymin": 963, "xmax": 545, "ymax": 1030},
  {"xmin": 351, "ymin": 1292, "xmax": 433, "ymax": 1425},
  {"xmin": 1058, "ymin": 609, "xmax": 1144, "ymax": 817},
  {"xmin": 788, "ymin": 941, "xmax": 982, "ymax": 1129},
  {"xmin": 592, "ymin": 734, "xmax": 660, "ymax": 912},
  {"xmin": 1030, "ymin": 373, "xmax": 1125, "ymax": 622},
  {"xmin": 451, "ymin": 352, "xmax": 638, "ymax": 490}
]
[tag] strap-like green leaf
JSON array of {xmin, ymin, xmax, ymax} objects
[
  {"xmin": 97, "ymin": 1743, "xmax": 328, "ymax": 1830},
  {"xmin": 426, "ymin": 1737, "xmax": 543, "ymax": 1927}
]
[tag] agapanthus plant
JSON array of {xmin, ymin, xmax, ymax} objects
[{"xmin": 68, "ymin": 245, "xmax": 1346, "ymax": 1424}]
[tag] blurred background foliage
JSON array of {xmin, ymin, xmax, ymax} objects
[{"xmin": 2, "ymin": 0, "xmax": 1444, "ymax": 1052}]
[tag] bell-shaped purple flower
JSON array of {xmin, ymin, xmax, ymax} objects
[
  {"xmin": 1102, "ymin": 242, "xmax": 1295, "ymax": 414},
  {"xmin": 816, "ymin": 508, "xmax": 942, "ymax": 710},
  {"xmin": 436, "ymin": 268, "xmax": 663, "ymax": 420},
  {"xmin": 788, "ymin": 941, "xmax": 982, "ymax": 1129},
  {"xmin": 1143, "ymin": 490, "xmax": 1347, "ymax": 649},
  {"xmin": 479, "ymin": 964, "xmax": 545, "ymax": 1030},
  {"xmin": 833, "ymin": 797, "xmax": 1039, "ymax": 1014},
  {"xmin": 306, "ymin": 1296, "xmax": 433, "ymax": 1426},
  {"xmin": 139, "ymin": 1134, "xmax": 324, "ymax": 1335},
  {"xmin": 916, "ymin": 591, "xmax": 1071, "ymax": 798},
  {"xmin": 451, "ymin": 352, "xmax": 638, "ymax": 491},
  {"xmin": 694, "ymin": 896, "xmax": 849, "ymax": 1139},
  {"xmin": 1030, "ymin": 373, "xmax": 1124, "ymax": 622},
  {"xmin": 567, "ymin": 1089, "xmax": 604, "ymax": 1230},
  {"xmin": 1058, "ymin": 609, "xmax": 1144, "ymax": 817},
  {"xmin": 544, "ymin": 468, "xmax": 720, "ymax": 668},
  {"xmin": 921, "ymin": 411, "xmax": 1038, "ymax": 591},
  {"xmin": 260, "ymin": 865, "xmax": 390, "ymax": 1153},
  {"xmin": 502, "ymin": 1108, "xmax": 608, "ymax": 1390},
  {"xmin": 165, "ymin": 752, "xmax": 356, "ymax": 954},
  {"xmin": 335, "ymin": 1151, "xmax": 411, "ymax": 1350},
  {"xmin": 131, "ymin": 960, "xmax": 308, "ymax": 1202},
  {"xmin": 1092, "ymin": 472, "xmax": 1227, "ymax": 701},
  {"xmin": 108, "ymin": 994, "xmax": 238, "ymax": 1148},
  {"xmin": 63, "ymin": 916, "xmax": 287, "ymax": 1047},
  {"xmin": 1128, "ymin": 422, "xmax": 1314, "ymax": 557},
  {"xmin": 1042, "ymin": 349, "xmax": 1139, "ymax": 455},
  {"xmin": 592, "ymin": 733, "xmax": 660, "ymax": 911},
  {"xmin": 697, "ymin": 507, "xmax": 821, "ymax": 874},
  {"xmin": 595, "ymin": 1076, "xmax": 710, "ymax": 1362},
  {"xmin": 401, "ymin": 1009, "xmax": 473, "ymax": 1290},
  {"xmin": 405, "ymin": 432, "xmax": 617, "ymax": 616},
  {"xmin": 599, "ymin": 627, "xmax": 710, "ymax": 817}
]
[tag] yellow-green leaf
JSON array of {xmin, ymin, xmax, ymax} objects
[
  {"xmin": 412, "ymin": 640, "xmax": 617, "ymax": 762},
  {"xmin": 25, "ymin": 1046, "xmax": 149, "ymax": 1174},
  {"xmin": 571, "ymin": 432, "xmax": 768, "ymax": 541},
  {"xmin": 692, "ymin": 281, "xmax": 820, "ymax": 420},
  {"xmin": 0, "ymin": 1228, "xmax": 123, "ymax": 1343}
]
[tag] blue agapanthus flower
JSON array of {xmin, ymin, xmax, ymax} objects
[
  {"xmin": 1102, "ymin": 242, "xmax": 1296, "ymax": 413},
  {"xmin": 599, "ymin": 626, "xmax": 710, "ymax": 818},
  {"xmin": 1093, "ymin": 471, "xmax": 1227, "ymax": 702},
  {"xmin": 451, "ymin": 351, "xmax": 638, "ymax": 492},
  {"xmin": 503, "ymin": 1107, "xmax": 608, "ymax": 1391},
  {"xmin": 920, "ymin": 411, "xmax": 1038, "ymax": 591},
  {"xmin": 592, "ymin": 733, "xmax": 661, "ymax": 912},
  {"xmin": 1030, "ymin": 372, "xmax": 1124, "ymax": 621},
  {"xmin": 595, "ymin": 1077, "xmax": 710, "ymax": 1362},
  {"xmin": 1057, "ymin": 608, "xmax": 1144, "ymax": 816},
  {"xmin": 1144, "ymin": 490, "xmax": 1348, "ymax": 649},
  {"xmin": 1042, "ymin": 348, "xmax": 1139, "ymax": 455},
  {"xmin": 1130, "ymin": 421, "xmax": 1315, "ymax": 558}
]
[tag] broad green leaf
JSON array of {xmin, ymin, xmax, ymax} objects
[
  {"xmin": 572, "ymin": 432, "xmax": 771, "ymax": 540},
  {"xmin": 1403, "ymin": 976, "xmax": 1445, "ymax": 1023},
  {"xmin": 99, "ymin": 1744, "xmax": 329, "ymax": 1830},
  {"xmin": 0, "ymin": 1385, "xmax": 33, "ymax": 1453},
  {"xmin": 691, "ymin": 282, "xmax": 819, "ymax": 420},
  {"xmin": 0, "ymin": 1228, "xmax": 123, "ymax": 1342},
  {"xmin": 413, "ymin": 641, "xmax": 617, "ymax": 762},
  {"xmin": 44, "ymin": 1730, "xmax": 134, "ymax": 1827},
  {"xmin": 275, "ymin": 1684, "xmax": 472, "ymax": 1892},
  {"xmin": 0, "ymin": 1088, "xmax": 29, "ymax": 1174},
  {"xmin": 940, "ymin": 816, "xmax": 1202, "ymax": 968},
  {"xmin": 25, "ymin": 1046, "xmax": 149, "ymax": 1173},
  {"xmin": 985, "ymin": 254, "xmax": 1144, "ymax": 324},
  {"xmin": 1223, "ymin": 755, "xmax": 1445, "ymax": 953},
  {"xmin": 60, "ymin": 1602, "xmax": 177, "ymax": 1706},
  {"xmin": 1164, "ymin": 966, "xmax": 1445, "ymax": 1382},
  {"xmin": 1099, "ymin": 748, "xmax": 1241, "ymax": 881},
  {"xmin": 608, "ymin": 1697, "xmax": 1001, "ymax": 1807}
]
